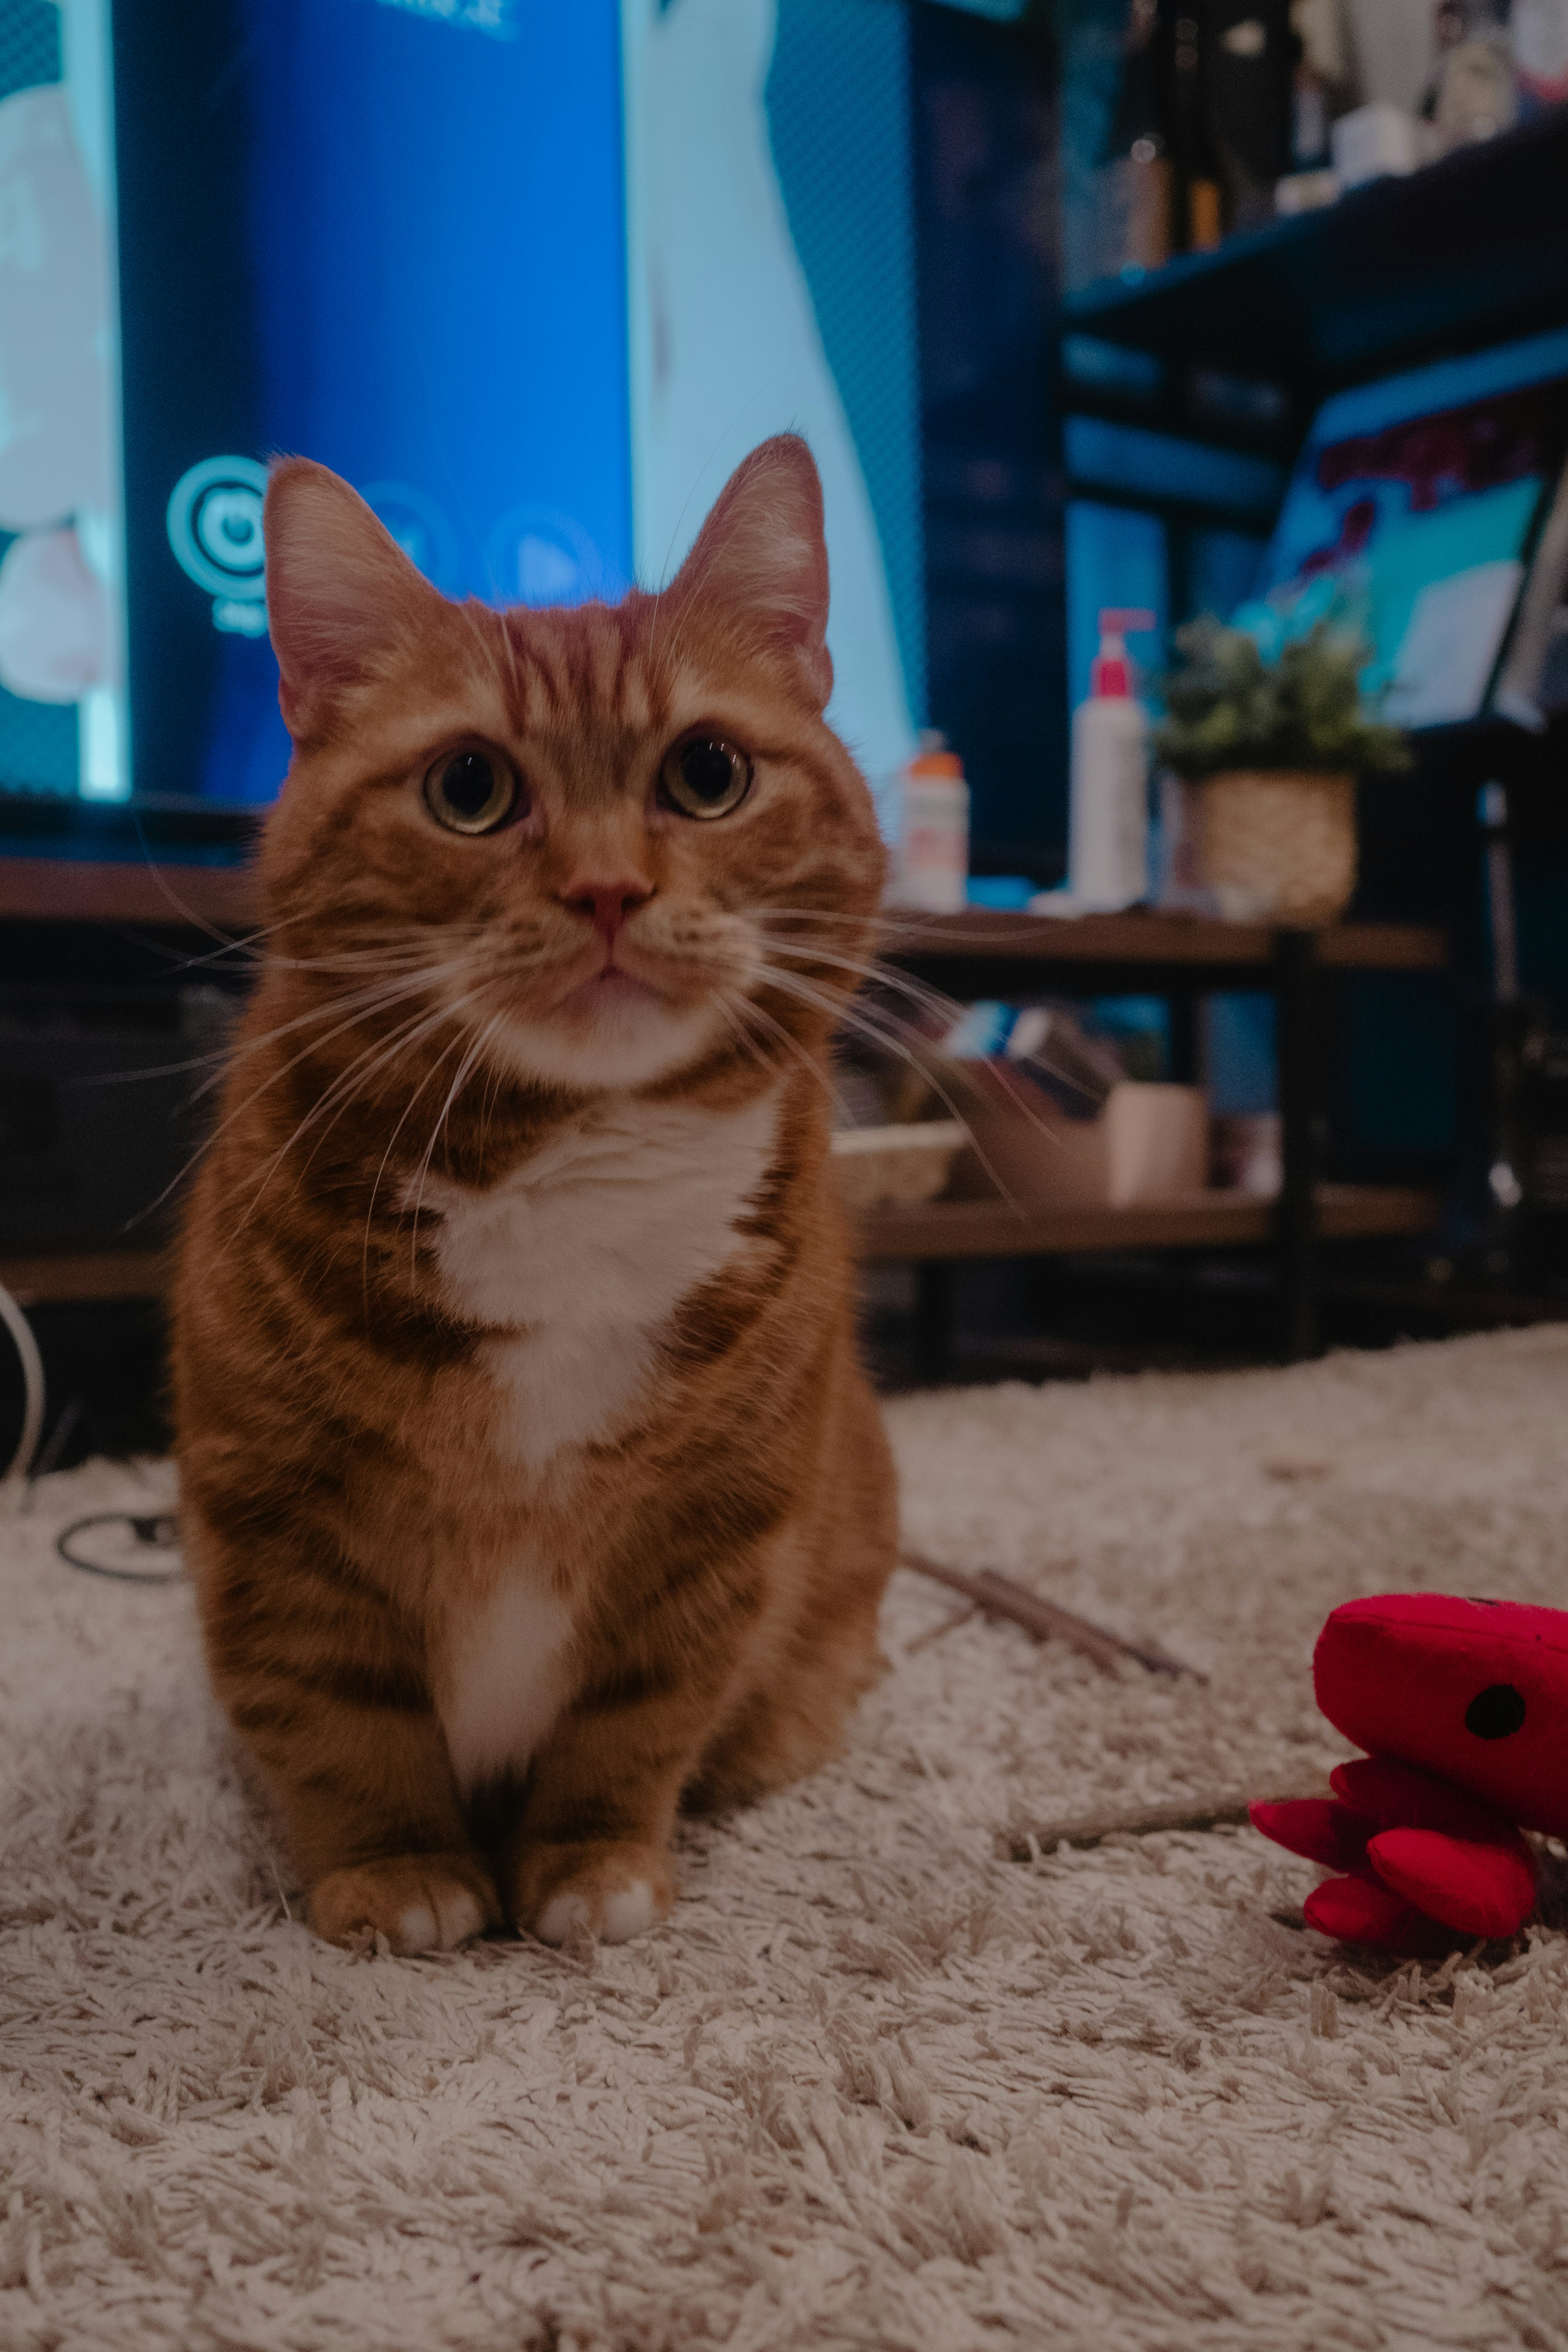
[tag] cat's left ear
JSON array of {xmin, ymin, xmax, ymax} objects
[
  {"xmin": 670, "ymin": 435, "xmax": 832, "ymax": 710},
  {"xmin": 265, "ymin": 458, "xmax": 446, "ymax": 740}
]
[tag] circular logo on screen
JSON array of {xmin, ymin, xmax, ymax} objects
[
  {"xmin": 485, "ymin": 506, "xmax": 609, "ymax": 609},
  {"xmin": 361, "ymin": 481, "xmax": 459, "ymax": 595},
  {"xmin": 166, "ymin": 457, "xmax": 270, "ymax": 601}
]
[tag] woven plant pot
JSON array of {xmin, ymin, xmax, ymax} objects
[{"xmin": 1187, "ymin": 768, "xmax": 1356, "ymax": 928}]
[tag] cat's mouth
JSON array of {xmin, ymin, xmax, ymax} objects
[
  {"xmin": 552, "ymin": 948, "xmax": 674, "ymax": 1022},
  {"xmin": 570, "ymin": 969, "xmax": 661, "ymax": 1010}
]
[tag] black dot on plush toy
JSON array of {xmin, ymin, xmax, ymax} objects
[{"xmin": 1465, "ymin": 1683, "xmax": 1526, "ymax": 1740}]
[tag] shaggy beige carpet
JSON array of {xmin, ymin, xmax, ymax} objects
[{"xmin": 6, "ymin": 1328, "xmax": 1568, "ymax": 2352}]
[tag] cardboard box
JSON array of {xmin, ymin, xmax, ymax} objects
[{"xmin": 947, "ymin": 1068, "xmax": 1210, "ymax": 1209}]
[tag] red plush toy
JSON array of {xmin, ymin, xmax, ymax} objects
[{"xmin": 1251, "ymin": 1595, "xmax": 1568, "ymax": 1952}]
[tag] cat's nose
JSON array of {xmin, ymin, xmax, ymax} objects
[{"xmin": 558, "ymin": 874, "xmax": 655, "ymax": 946}]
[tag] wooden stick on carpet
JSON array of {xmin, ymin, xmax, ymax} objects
[
  {"xmin": 997, "ymin": 1791, "xmax": 1329, "ymax": 1858},
  {"xmin": 901, "ymin": 1549, "xmax": 1206, "ymax": 1683}
]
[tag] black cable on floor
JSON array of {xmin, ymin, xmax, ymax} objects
[{"xmin": 56, "ymin": 1511, "xmax": 182, "ymax": 1584}]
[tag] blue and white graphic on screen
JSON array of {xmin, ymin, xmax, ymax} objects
[
  {"xmin": 169, "ymin": 0, "xmax": 633, "ymax": 802},
  {"xmin": 623, "ymin": 0, "xmax": 924, "ymax": 827},
  {"xmin": 1243, "ymin": 328, "xmax": 1568, "ymax": 730}
]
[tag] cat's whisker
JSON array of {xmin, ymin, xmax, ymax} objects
[
  {"xmin": 408, "ymin": 1013, "xmax": 510, "ymax": 1277},
  {"xmin": 156, "ymin": 921, "xmax": 277, "ymax": 978},
  {"xmin": 771, "ymin": 964, "xmax": 1097, "ymax": 1209},
  {"xmin": 172, "ymin": 909, "xmax": 494, "ymax": 984},
  {"xmin": 129, "ymin": 819, "xmax": 266, "ymax": 951},
  {"xmin": 744, "ymin": 961, "xmax": 1033, "ymax": 1207},
  {"xmin": 237, "ymin": 994, "xmax": 482, "ymax": 1231},
  {"xmin": 279, "ymin": 994, "xmax": 486, "ymax": 1205},
  {"xmin": 237, "ymin": 1002, "xmax": 454, "ymax": 1214},
  {"xmin": 347, "ymin": 1006, "xmax": 494, "ymax": 1296},
  {"xmin": 140, "ymin": 996, "xmax": 438, "ymax": 1245},
  {"xmin": 708, "ymin": 995, "xmax": 774, "ymax": 1089},
  {"xmin": 193, "ymin": 957, "xmax": 488, "ymax": 1095},
  {"xmin": 162, "ymin": 963, "xmax": 486, "ymax": 1232},
  {"xmin": 717, "ymin": 989, "xmax": 842, "ymax": 1118},
  {"xmin": 749, "ymin": 908, "xmax": 950, "ymax": 977},
  {"xmin": 751, "ymin": 905, "xmax": 882, "ymax": 929},
  {"xmin": 124, "ymin": 977, "xmax": 467, "ymax": 1233},
  {"xmin": 748, "ymin": 933, "xmax": 962, "ymax": 1036},
  {"xmin": 752, "ymin": 931, "xmax": 1114, "ymax": 1112},
  {"xmin": 86, "ymin": 958, "xmax": 477, "ymax": 1101}
]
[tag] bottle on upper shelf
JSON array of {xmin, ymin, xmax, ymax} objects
[
  {"xmin": 1204, "ymin": 0, "xmax": 1296, "ymax": 232},
  {"xmin": 1165, "ymin": 5, "xmax": 1228, "ymax": 248},
  {"xmin": 886, "ymin": 732, "xmax": 970, "ymax": 915},
  {"xmin": 1101, "ymin": 0, "xmax": 1176, "ymax": 274}
]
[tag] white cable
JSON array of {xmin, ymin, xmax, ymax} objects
[{"xmin": 0, "ymin": 1279, "xmax": 46, "ymax": 1483}]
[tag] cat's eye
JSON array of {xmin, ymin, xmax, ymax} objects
[
  {"xmin": 659, "ymin": 733, "xmax": 753, "ymax": 821},
  {"xmin": 423, "ymin": 746, "xmax": 519, "ymax": 836}
]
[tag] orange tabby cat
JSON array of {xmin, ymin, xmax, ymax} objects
[{"xmin": 171, "ymin": 435, "xmax": 898, "ymax": 1955}]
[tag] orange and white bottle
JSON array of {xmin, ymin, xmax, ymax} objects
[{"xmin": 890, "ymin": 731, "xmax": 969, "ymax": 913}]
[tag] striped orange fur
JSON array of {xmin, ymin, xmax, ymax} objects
[{"xmin": 171, "ymin": 437, "xmax": 898, "ymax": 1953}]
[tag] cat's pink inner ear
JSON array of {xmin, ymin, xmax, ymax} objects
[
  {"xmin": 264, "ymin": 458, "xmax": 441, "ymax": 739},
  {"xmin": 672, "ymin": 435, "xmax": 833, "ymax": 709}
]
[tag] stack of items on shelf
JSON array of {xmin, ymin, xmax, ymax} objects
[
  {"xmin": 1285, "ymin": 0, "xmax": 1567, "ymax": 214},
  {"xmin": 1069, "ymin": 0, "xmax": 1567, "ymax": 285},
  {"xmin": 1036, "ymin": 602, "xmax": 1408, "ymax": 927},
  {"xmin": 830, "ymin": 999, "xmax": 1246, "ymax": 1216},
  {"xmin": 884, "ymin": 591, "xmax": 1412, "ymax": 933}
]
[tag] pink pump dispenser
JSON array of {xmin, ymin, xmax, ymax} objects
[
  {"xmin": 1089, "ymin": 608, "xmax": 1152, "ymax": 699},
  {"xmin": 1068, "ymin": 607, "xmax": 1156, "ymax": 910}
]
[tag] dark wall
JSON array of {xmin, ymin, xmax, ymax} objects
[{"xmin": 913, "ymin": 4, "xmax": 1066, "ymax": 877}]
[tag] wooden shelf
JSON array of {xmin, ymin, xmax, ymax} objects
[
  {"xmin": 0, "ymin": 1188, "xmax": 1441, "ymax": 1297},
  {"xmin": 855, "ymin": 1185, "xmax": 1440, "ymax": 1264},
  {"xmin": 0, "ymin": 1247, "xmax": 172, "ymax": 1308},
  {"xmin": 1062, "ymin": 107, "xmax": 1568, "ymax": 390},
  {"xmin": 0, "ymin": 867, "xmax": 1448, "ymax": 982},
  {"xmin": 878, "ymin": 909, "xmax": 1447, "ymax": 975},
  {"xmin": 0, "ymin": 858, "xmax": 259, "ymax": 929}
]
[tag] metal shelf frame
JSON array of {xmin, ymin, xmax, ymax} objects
[{"xmin": 871, "ymin": 911, "xmax": 1451, "ymax": 1367}]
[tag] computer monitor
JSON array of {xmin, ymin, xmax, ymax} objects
[{"xmin": 1244, "ymin": 325, "xmax": 1568, "ymax": 731}]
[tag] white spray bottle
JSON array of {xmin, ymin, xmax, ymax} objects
[{"xmin": 1069, "ymin": 607, "xmax": 1155, "ymax": 911}]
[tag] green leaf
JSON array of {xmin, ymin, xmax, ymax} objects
[{"xmin": 1150, "ymin": 617, "xmax": 1411, "ymax": 781}]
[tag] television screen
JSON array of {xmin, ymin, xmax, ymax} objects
[
  {"xmin": 1247, "ymin": 326, "xmax": 1568, "ymax": 730},
  {"xmin": 0, "ymin": 0, "xmax": 950, "ymax": 832}
]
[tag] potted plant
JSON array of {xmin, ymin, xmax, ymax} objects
[{"xmin": 1153, "ymin": 617, "xmax": 1409, "ymax": 927}]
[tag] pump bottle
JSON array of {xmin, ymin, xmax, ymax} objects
[{"xmin": 1068, "ymin": 608, "xmax": 1154, "ymax": 911}]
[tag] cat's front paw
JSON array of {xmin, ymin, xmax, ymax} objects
[
  {"xmin": 511, "ymin": 1840, "xmax": 674, "ymax": 1946},
  {"xmin": 309, "ymin": 1852, "xmax": 501, "ymax": 1954}
]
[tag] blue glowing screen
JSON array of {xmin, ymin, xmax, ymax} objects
[
  {"xmin": 10, "ymin": 0, "xmax": 943, "ymax": 819},
  {"xmin": 1247, "ymin": 327, "xmax": 1568, "ymax": 729},
  {"xmin": 116, "ymin": 0, "xmax": 632, "ymax": 805}
]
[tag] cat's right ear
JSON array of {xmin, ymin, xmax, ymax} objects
[{"xmin": 264, "ymin": 458, "xmax": 444, "ymax": 740}]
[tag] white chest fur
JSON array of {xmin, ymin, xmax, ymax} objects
[
  {"xmin": 440, "ymin": 1575, "xmax": 574, "ymax": 1796},
  {"xmin": 423, "ymin": 1087, "xmax": 780, "ymax": 1474}
]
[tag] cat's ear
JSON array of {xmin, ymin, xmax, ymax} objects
[
  {"xmin": 670, "ymin": 435, "xmax": 832, "ymax": 709},
  {"xmin": 264, "ymin": 458, "xmax": 445, "ymax": 739}
]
